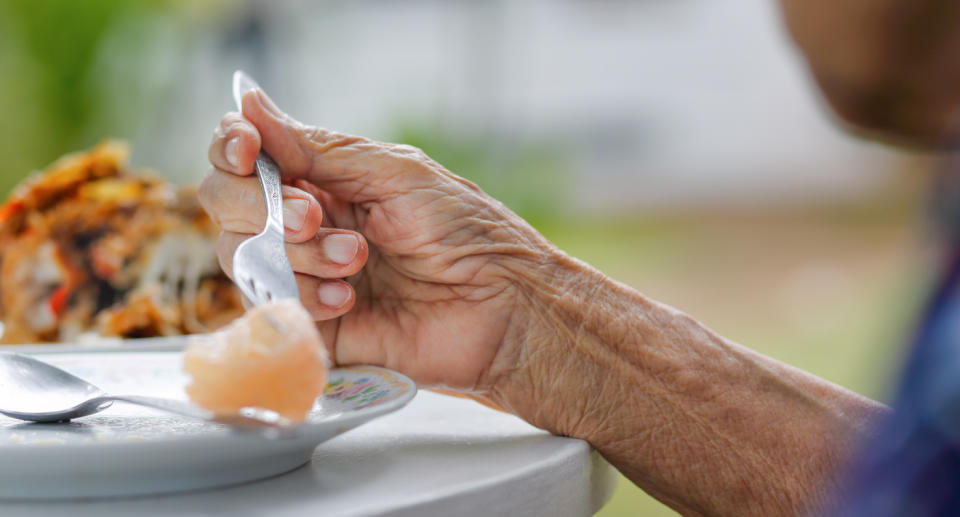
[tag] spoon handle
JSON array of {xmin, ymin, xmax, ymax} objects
[{"xmin": 92, "ymin": 395, "xmax": 293, "ymax": 432}]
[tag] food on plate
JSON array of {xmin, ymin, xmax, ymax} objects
[
  {"xmin": 0, "ymin": 141, "xmax": 243, "ymax": 343},
  {"xmin": 183, "ymin": 300, "xmax": 329, "ymax": 422}
]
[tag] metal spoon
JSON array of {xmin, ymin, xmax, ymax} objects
[{"xmin": 0, "ymin": 353, "xmax": 292, "ymax": 430}]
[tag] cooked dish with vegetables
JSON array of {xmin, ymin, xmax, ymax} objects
[{"xmin": 0, "ymin": 141, "xmax": 243, "ymax": 343}]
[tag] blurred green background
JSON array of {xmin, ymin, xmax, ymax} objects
[{"xmin": 0, "ymin": 1, "xmax": 940, "ymax": 515}]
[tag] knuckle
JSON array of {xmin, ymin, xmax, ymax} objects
[
  {"xmin": 213, "ymin": 112, "xmax": 245, "ymax": 141},
  {"xmin": 390, "ymin": 143, "xmax": 424, "ymax": 157},
  {"xmin": 293, "ymin": 244, "xmax": 326, "ymax": 276},
  {"xmin": 303, "ymin": 125, "xmax": 366, "ymax": 148},
  {"xmin": 388, "ymin": 143, "xmax": 434, "ymax": 171},
  {"xmin": 389, "ymin": 144, "xmax": 431, "ymax": 166},
  {"xmin": 297, "ymin": 242, "xmax": 325, "ymax": 273},
  {"xmin": 221, "ymin": 111, "xmax": 243, "ymax": 125},
  {"xmin": 300, "ymin": 125, "xmax": 330, "ymax": 142},
  {"xmin": 224, "ymin": 120, "xmax": 254, "ymax": 137}
]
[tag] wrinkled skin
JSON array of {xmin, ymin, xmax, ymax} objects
[
  {"xmin": 201, "ymin": 89, "xmax": 888, "ymax": 516},
  {"xmin": 201, "ymin": 1, "xmax": 960, "ymax": 512},
  {"xmin": 201, "ymin": 88, "xmax": 554, "ymax": 394}
]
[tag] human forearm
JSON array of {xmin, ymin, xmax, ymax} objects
[
  {"xmin": 205, "ymin": 85, "xmax": 890, "ymax": 514},
  {"xmin": 486, "ymin": 251, "xmax": 889, "ymax": 516}
]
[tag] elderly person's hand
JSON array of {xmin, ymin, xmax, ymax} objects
[
  {"xmin": 201, "ymin": 88, "xmax": 557, "ymax": 395},
  {"xmin": 202, "ymin": 89, "xmax": 886, "ymax": 517}
]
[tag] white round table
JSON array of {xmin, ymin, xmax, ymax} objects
[{"xmin": 0, "ymin": 348, "xmax": 616, "ymax": 517}]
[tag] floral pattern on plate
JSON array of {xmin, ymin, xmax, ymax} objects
[{"xmin": 324, "ymin": 366, "xmax": 415, "ymax": 410}]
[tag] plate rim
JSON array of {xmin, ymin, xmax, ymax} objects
[
  {"xmin": 0, "ymin": 354, "xmax": 418, "ymax": 451},
  {"xmin": 0, "ymin": 335, "xmax": 191, "ymax": 354}
]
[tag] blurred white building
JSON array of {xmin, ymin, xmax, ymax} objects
[{"xmin": 131, "ymin": 0, "xmax": 907, "ymax": 212}]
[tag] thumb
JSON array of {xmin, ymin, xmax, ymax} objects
[{"xmin": 241, "ymin": 88, "xmax": 434, "ymax": 203}]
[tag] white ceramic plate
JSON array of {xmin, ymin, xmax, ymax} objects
[{"xmin": 0, "ymin": 352, "xmax": 417, "ymax": 500}]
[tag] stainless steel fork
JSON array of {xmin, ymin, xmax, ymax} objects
[{"xmin": 230, "ymin": 71, "xmax": 300, "ymax": 306}]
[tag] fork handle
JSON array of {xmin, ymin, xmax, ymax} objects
[{"xmin": 255, "ymin": 152, "xmax": 286, "ymax": 233}]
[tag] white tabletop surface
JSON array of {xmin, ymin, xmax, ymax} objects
[{"xmin": 0, "ymin": 350, "xmax": 616, "ymax": 517}]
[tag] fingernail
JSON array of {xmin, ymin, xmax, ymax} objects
[
  {"xmin": 317, "ymin": 283, "xmax": 350, "ymax": 307},
  {"xmin": 256, "ymin": 88, "xmax": 284, "ymax": 119},
  {"xmin": 323, "ymin": 234, "xmax": 359, "ymax": 264},
  {"xmin": 282, "ymin": 198, "xmax": 310, "ymax": 232},
  {"xmin": 225, "ymin": 137, "xmax": 240, "ymax": 168}
]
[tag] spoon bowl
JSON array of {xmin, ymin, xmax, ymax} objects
[{"xmin": 0, "ymin": 352, "xmax": 110, "ymax": 421}]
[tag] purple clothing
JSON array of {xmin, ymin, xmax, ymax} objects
[{"xmin": 839, "ymin": 251, "xmax": 960, "ymax": 516}]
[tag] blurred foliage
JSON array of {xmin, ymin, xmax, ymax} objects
[
  {"xmin": 4, "ymin": 0, "xmax": 129, "ymax": 138},
  {"xmin": 393, "ymin": 122, "xmax": 572, "ymax": 225},
  {"xmin": 0, "ymin": 0, "xmax": 215, "ymax": 195}
]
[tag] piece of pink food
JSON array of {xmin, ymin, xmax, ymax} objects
[{"xmin": 183, "ymin": 300, "xmax": 329, "ymax": 422}]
